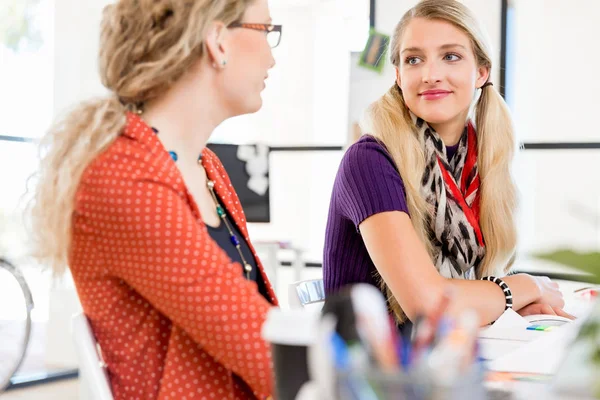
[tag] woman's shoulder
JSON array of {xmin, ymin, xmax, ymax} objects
[
  {"xmin": 340, "ymin": 134, "xmax": 397, "ymax": 173},
  {"xmin": 201, "ymin": 147, "xmax": 236, "ymax": 191},
  {"xmin": 83, "ymin": 135, "xmax": 155, "ymax": 177},
  {"xmin": 332, "ymin": 134, "xmax": 410, "ymax": 224},
  {"xmin": 350, "ymin": 134, "xmax": 386, "ymax": 149},
  {"xmin": 79, "ymin": 131, "xmax": 185, "ymax": 201},
  {"xmin": 202, "ymin": 147, "xmax": 227, "ymax": 176}
]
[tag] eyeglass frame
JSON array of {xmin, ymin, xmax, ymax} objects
[{"xmin": 227, "ymin": 22, "xmax": 283, "ymax": 48}]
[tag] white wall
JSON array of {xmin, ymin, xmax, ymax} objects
[
  {"xmin": 53, "ymin": 0, "xmax": 109, "ymax": 114},
  {"xmin": 511, "ymin": 0, "xmax": 600, "ymax": 253},
  {"xmin": 512, "ymin": 0, "xmax": 600, "ymax": 143},
  {"xmin": 45, "ymin": 0, "xmax": 112, "ymax": 369},
  {"xmin": 212, "ymin": 0, "xmax": 353, "ymax": 146},
  {"xmin": 219, "ymin": 0, "xmax": 353, "ymax": 259},
  {"xmin": 212, "ymin": 2, "xmax": 316, "ymax": 146}
]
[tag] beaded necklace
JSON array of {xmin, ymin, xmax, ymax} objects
[
  {"xmin": 152, "ymin": 126, "xmax": 253, "ymax": 280},
  {"xmin": 200, "ymin": 154, "xmax": 254, "ymax": 280}
]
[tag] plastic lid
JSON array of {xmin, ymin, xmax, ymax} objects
[{"xmin": 261, "ymin": 308, "xmax": 319, "ymax": 346}]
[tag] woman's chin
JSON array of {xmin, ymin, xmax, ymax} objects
[
  {"xmin": 231, "ymin": 96, "xmax": 263, "ymax": 117},
  {"xmin": 414, "ymin": 109, "xmax": 459, "ymax": 125}
]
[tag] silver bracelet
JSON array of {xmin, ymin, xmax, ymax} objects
[{"xmin": 482, "ymin": 276, "xmax": 513, "ymax": 310}]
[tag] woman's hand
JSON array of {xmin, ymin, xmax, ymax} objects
[
  {"xmin": 517, "ymin": 303, "xmax": 575, "ymax": 319},
  {"xmin": 531, "ymin": 275, "xmax": 566, "ymax": 309},
  {"xmin": 516, "ymin": 275, "xmax": 574, "ymax": 319}
]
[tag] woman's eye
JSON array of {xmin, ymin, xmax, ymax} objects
[
  {"xmin": 444, "ymin": 53, "xmax": 461, "ymax": 61},
  {"xmin": 406, "ymin": 57, "xmax": 421, "ymax": 65}
]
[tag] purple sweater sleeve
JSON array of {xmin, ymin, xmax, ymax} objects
[{"xmin": 335, "ymin": 136, "xmax": 409, "ymax": 229}]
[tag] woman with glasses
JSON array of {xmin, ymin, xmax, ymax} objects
[{"xmin": 30, "ymin": 1, "xmax": 282, "ymax": 399}]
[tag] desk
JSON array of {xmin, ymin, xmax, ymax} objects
[{"xmin": 479, "ymin": 279, "xmax": 593, "ymax": 360}]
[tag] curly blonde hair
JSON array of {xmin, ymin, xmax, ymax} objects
[
  {"xmin": 29, "ymin": 0, "xmax": 254, "ymax": 274},
  {"xmin": 363, "ymin": 0, "xmax": 518, "ymax": 323}
]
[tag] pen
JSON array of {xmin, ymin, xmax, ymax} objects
[
  {"xmin": 330, "ymin": 332, "xmax": 350, "ymax": 370},
  {"xmin": 412, "ymin": 289, "xmax": 453, "ymax": 360},
  {"xmin": 428, "ymin": 288, "xmax": 453, "ymax": 329},
  {"xmin": 411, "ymin": 315, "xmax": 432, "ymax": 362},
  {"xmin": 573, "ymin": 286, "xmax": 599, "ymax": 293},
  {"xmin": 575, "ymin": 288, "xmax": 599, "ymax": 300},
  {"xmin": 362, "ymin": 321, "xmax": 399, "ymax": 372}
]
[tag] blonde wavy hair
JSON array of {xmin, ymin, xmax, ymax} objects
[
  {"xmin": 363, "ymin": 0, "xmax": 518, "ymax": 322},
  {"xmin": 29, "ymin": 0, "xmax": 253, "ymax": 274}
]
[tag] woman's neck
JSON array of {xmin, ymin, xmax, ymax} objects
[
  {"xmin": 141, "ymin": 65, "xmax": 228, "ymax": 162},
  {"xmin": 429, "ymin": 111, "xmax": 469, "ymax": 146}
]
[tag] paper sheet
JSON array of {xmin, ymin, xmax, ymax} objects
[
  {"xmin": 487, "ymin": 320, "xmax": 582, "ymax": 374},
  {"xmin": 479, "ymin": 309, "xmax": 541, "ymax": 341},
  {"xmin": 478, "ymin": 309, "xmax": 570, "ymax": 361},
  {"xmin": 478, "ymin": 338, "xmax": 525, "ymax": 361}
]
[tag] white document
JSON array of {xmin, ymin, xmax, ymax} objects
[
  {"xmin": 477, "ymin": 309, "xmax": 573, "ymax": 361},
  {"xmin": 479, "ymin": 309, "xmax": 544, "ymax": 341},
  {"xmin": 479, "ymin": 308, "xmax": 532, "ymax": 341},
  {"xmin": 478, "ymin": 338, "xmax": 525, "ymax": 361},
  {"xmin": 478, "ymin": 309, "xmax": 532, "ymax": 361},
  {"xmin": 487, "ymin": 318, "xmax": 583, "ymax": 374}
]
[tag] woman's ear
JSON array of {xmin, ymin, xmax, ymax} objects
[
  {"xmin": 476, "ymin": 65, "xmax": 490, "ymax": 88},
  {"xmin": 205, "ymin": 21, "xmax": 228, "ymax": 67},
  {"xmin": 395, "ymin": 67, "xmax": 402, "ymax": 89}
]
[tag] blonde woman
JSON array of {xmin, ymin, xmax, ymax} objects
[
  {"xmin": 323, "ymin": 0, "xmax": 573, "ymax": 326},
  {"xmin": 30, "ymin": 0, "xmax": 282, "ymax": 398}
]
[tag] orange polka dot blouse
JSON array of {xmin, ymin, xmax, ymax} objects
[{"xmin": 70, "ymin": 112, "xmax": 279, "ymax": 400}]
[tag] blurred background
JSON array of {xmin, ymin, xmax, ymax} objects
[{"xmin": 0, "ymin": 0, "xmax": 598, "ymax": 397}]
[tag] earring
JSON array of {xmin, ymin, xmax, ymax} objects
[
  {"xmin": 213, "ymin": 59, "xmax": 227, "ymax": 69},
  {"xmin": 134, "ymin": 102, "xmax": 144, "ymax": 115}
]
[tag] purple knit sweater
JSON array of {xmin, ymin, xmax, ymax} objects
[{"xmin": 323, "ymin": 135, "xmax": 459, "ymax": 295}]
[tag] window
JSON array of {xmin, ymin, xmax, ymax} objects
[
  {"xmin": 1, "ymin": 0, "xmax": 54, "ymax": 140},
  {"xmin": 0, "ymin": 0, "xmax": 68, "ymax": 385},
  {"xmin": 503, "ymin": 0, "xmax": 600, "ymax": 274},
  {"xmin": 0, "ymin": 0, "xmax": 52, "ymax": 257}
]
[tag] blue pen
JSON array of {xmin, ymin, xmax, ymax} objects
[
  {"xmin": 399, "ymin": 322, "xmax": 413, "ymax": 369},
  {"xmin": 395, "ymin": 333, "xmax": 404, "ymax": 370},
  {"xmin": 331, "ymin": 333, "xmax": 381, "ymax": 400},
  {"xmin": 330, "ymin": 333, "xmax": 359, "ymax": 400},
  {"xmin": 401, "ymin": 338, "xmax": 411, "ymax": 369},
  {"xmin": 330, "ymin": 332, "xmax": 350, "ymax": 370}
]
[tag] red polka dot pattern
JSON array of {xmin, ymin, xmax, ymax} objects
[{"xmin": 70, "ymin": 112, "xmax": 279, "ymax": 400}]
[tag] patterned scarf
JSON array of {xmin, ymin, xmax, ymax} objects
[{"xmin": 416, "ymin": 116, "xmax": 486, "ymax": 279}]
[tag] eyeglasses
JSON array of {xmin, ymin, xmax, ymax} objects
[{"xmin": 228, "ymin": 23, "xmax": 282, "ymax": 48}]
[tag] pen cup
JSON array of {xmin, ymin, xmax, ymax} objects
[
  {"xmin": 336, "ymin": 364, "xmax": 486, "ymax": 400},
  {"xmin": 262, "ymin": 308, "xmax": 319, "ymax": 400}
]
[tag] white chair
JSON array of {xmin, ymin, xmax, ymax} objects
[
  {"xmin": 71, "ymin": 313, "xmax": 114, "ymax": 400},
  {"xmin": 0, "ymin": 258, "xmax": 34, "ymax": 393},
  {"xmin": 288, "ymin": 279, "xmax": 326, "ymax": 309}
]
